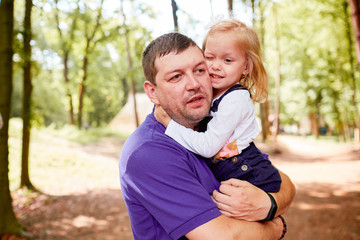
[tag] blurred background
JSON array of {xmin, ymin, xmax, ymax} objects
[{"xmin": 0, "ymin": 0, "xmax": 359, "ymax": 239}]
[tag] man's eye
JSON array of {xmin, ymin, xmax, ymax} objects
[
  {"xmin": 196, "ymin": 68, "xmax": 206, "ymax": 74},
  {"xmin": 170, "ymin": 74, "xmax": 181, "ymax": 81}
]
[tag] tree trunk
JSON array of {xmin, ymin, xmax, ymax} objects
[
  {"xmin": 258, "ymin": 1, "xmax": 270, "ymax": 142},
  {"xmin": 121, "ymin": 0, "xmax": 139, "ymax": 128},
  {"xmin": 272, "ymin": 4, "xmax": 281, "ymax": 139},
  {"xmin": 344, "ymin": 0, "xmax": 360, "ymax": 143},
  {"xmin": 309, "ymin": 112, "xmax": 320, "ymax": 138},
  {"xmin": 349, "ymin": 0, "xmax": 360, "ymax": 70},
  {"xmin": 78, "ymin": 54, "xmax": 87, "ymax": 128},
  {"xmin": 64, "ymin": 52, "xmax": 75, "ymax": 125},
  {"xmin": 54, "ymin": 0, "xmax": 78, "ymax": 125},
  {"xmin": 21, "ymin": 0, "xmax": 34, "ymax": 190},
  {"xmin": 0, "ymin": 0, "xmax": 22, "ymax": 235},
  {"xmin": 171, "ymin": 0, "xmax": 179, "ymax": 32},
  {"xmin": 78, "ymin": 0, "xmax": 103, "ymax": 129},
  {"xmin": 227, "ymin": 0, "xmax": 233, "ymax": 17}
]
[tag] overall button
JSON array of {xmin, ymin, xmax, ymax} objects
[
  {"xmin": 241, "ymin": 164, "xmax": 248, "ymax": 171},
  {"xmin": 231, "ymin": 157, "xmax": 238, "ymax": 163}
]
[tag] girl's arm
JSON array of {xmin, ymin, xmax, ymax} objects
[{"xmin": 165, "ymin": 91, "xmax": 252, "ymax": 158}]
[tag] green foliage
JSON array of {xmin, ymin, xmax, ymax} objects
[
  {"xmin": 9, "ymin": 0, "xmax": 360, "ymax": 139},
  {"xmin": 264, "ymin": 0, "xmax": 359, "ymax": 137},
  {"xmin": 11, "ymin": 0, "xmax": 154, "ymax": 128}
]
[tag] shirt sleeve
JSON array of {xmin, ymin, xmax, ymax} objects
[
  {"xmin": 123, "ymin": 140, "xmax": 221, "ymax": 239},
  {"xmin": 165, "ymin": 91, "xmax": 252, "ymax": 158}
]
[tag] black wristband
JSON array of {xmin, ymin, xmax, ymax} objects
[{"xmin": 262, "ymin": 192, "xmax": 278, "ymax": 222}]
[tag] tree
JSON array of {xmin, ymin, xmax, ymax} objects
[
  {"xmin": 171, "ymin": 0, "xmax": 179, "ymax": 32},
  {"xmin": 349, "ymin": 0, "xmax": 360, "ymax": 70},
  {"xmin": 53, "ymin": 0, "xmax": 80, "ymax": 125},
  {"xmin": 0, "ymin": 0, "xmax": 22, "ymax": 235},
  {"xmin": 77, "ymin": 0, "xmax": 104, "ymax": 128},
  {"xmin": 257, "ymin": 0, "xmax": 271, "ymax": 142},
  {"xmin": 20, "ymin": 0, "xmax": 35, "ymax": 190},
  {"xmin": 346, "ymin": 0, "xmax": 360, "ymax": 142},
  {"xmin": 241, "ymin": 0, "xmax": 271, "ymax": 141},
  {"xmin": 228, "ymin": 0, "xmax": 233, "ymax": 17},
  {"xmin": 272, "ymin": 3, "xmax": 281, "ymax": 139},
  {"xmin": 120, "ymin": 0, "xmax": 139, "ymax": 127}
]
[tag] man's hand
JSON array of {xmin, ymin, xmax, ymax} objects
[
  {"xmin": 154, "ymin": 105, "xmax": 172, "ymax": 127},
  {"xmin": 212, "ymin": 178, "xmax": 270, "ymax": 221}
]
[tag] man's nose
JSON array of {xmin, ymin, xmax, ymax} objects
[{"xmin": 186, "ymin": 74, "xmax": 201, "ymax": 90}]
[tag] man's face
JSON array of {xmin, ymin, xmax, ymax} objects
[{"xmin": 152, "ymin": 46, "xmax": 213, "ymax": 128}]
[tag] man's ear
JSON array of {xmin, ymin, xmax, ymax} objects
[{"xmin": 144, "ymin": 81, "xmax": 160, "ymax": 104}]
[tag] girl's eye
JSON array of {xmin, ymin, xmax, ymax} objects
[
  {"xmin": 225, "ymin": 58, "xmax": 232, "ymax": 63},
  {"xmin": 205, "ymin": 56, "xmax": 213, "ymax": 61}
]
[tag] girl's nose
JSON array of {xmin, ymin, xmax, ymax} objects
[{"xmin": 211, "ymin": 60, "xmax": 221, "ymax": 70}]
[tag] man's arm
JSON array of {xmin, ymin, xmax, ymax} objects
[
  {"xmin": 186, "ymin": 215, "xmax": 283, "ymax": 240},
  {"xmin": 212, "ymin": 170, "xmax": 296, "ymax": 221},
  {"xmin": 272, "ymin": 170, "xmax": 296, "ymax": 216}
]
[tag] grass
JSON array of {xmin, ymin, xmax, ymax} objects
[{"xmin": 8, "ymin": 118, "xmax": 129, "ymax": 194}]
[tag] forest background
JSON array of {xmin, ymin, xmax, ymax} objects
[{"xmin": 1, "ymin": 0, "xmax": 360, "ymax": 238}]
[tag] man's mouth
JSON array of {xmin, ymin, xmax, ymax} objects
[{"xmin": 187, "ymin": 94, "xmax": 204, "ymax": 104}]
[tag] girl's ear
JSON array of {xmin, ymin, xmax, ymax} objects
[
  {"xmin": 144, "ymin": 81, "xmax": 160, "ymax": 104},
  {"xmin": 243, "ymin": 57, "xmax": 250, "ymax": 76}
]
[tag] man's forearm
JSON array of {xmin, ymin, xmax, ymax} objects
[
  {"xmin": 271, "ymin": 170, "xmax": 296, "ymax": 217},
  {"xmin": 186, "ymin": 215, "xmax": 283, "ymax": 240}
]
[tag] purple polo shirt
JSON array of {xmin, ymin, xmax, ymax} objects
[{"xmin": 119, "ymin": 111, "xmax": 221, "ymax": 239}]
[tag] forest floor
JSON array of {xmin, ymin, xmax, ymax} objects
[{"xmin": 4, "ymin": 133, "xmax": 360, "ymax": 240}]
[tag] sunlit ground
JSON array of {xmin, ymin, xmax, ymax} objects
[{"xmin": 7, "ymin": 119, "xmax": 360, "ymax": 240}]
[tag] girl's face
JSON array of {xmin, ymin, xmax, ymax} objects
[{"xmin": 204, "ymin": 31, "xmax": 249, "ymax": 98}]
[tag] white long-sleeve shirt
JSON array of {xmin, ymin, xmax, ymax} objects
[{"xmin": 165, "ymin": 90, "xmax": 260, "ymax": 158}]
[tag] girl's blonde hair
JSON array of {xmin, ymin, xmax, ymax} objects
[{"xmin": 202, "ymin": 19, "xmax": 268, "ymax": 103}]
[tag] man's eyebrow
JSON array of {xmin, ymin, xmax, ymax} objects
[{"xmin": 194, "ymin": 60, "xmax": 207, "ymax": 68}]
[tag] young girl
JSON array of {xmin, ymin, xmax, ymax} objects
[{"xmin": 163, "ymin": 19, "xmax": 281, "ymax": 193}]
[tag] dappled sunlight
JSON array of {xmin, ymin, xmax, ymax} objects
[
  {"xmin": 72, "ymin": 215, "xmax": 108, "ymax": 228},
  {"xmin": 294, "ymin": 202, "xmax": 340, "ymax": 210},
  {"xmin": 13, "ymin": 189, "xmax": 133, "ymax": 240}
]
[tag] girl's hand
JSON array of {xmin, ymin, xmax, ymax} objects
[{"xmin": 154, "ymin": 105, "xmax": 172, "ymax": 127}]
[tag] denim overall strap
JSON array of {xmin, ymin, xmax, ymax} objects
[{"xmin": 210, "ymin": 84, "xmax": 249, "ymax": 112}]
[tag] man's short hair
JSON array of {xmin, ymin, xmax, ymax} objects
[{"xmin": 142, "ymin": 32, "xmax": 198, "ymax": 85}]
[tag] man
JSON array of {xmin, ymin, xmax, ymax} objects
[{"xmin": 119, "ymin": 32, "xmax": 295, "ymax": 239}]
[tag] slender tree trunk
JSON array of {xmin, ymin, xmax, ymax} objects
[
  {"xmin": 309, "ymin": 112, "xmax": 320, "ymax": 138},
  {"xmin": 64, "ymin": 52, "xmax": 75, "ymax": 125},
  {"xmin": 344, "ymin": 0, "xmax": 360, "ymax": 143},
  {"xmin": 21, "ymin": 0, "xmax": 34, "ymax": 190},
  {"xmin": 78, "ymin": 0, "xmax": 103, "ymax": 128},
  {"xmin": 78, "ymin": 54, "xmax": 88, "ymax": 128},
  {"xmin": 257, "ymin": 1, "xmax": 270, "ymax": 142},
  {"xmin": 272, "ymin": 4, "xmax": 281, "ymax": 139},
  {"xmin": 349, "ymin": 0, "xmax": 360, "ymax": 70},
  {"xmin": 227, "ymin": 0, "xmax": 233, "ymax": 17},
  {"xmin": 0, "ymin": 0, "xmax": 22, "ymax": 235},
  {"xmin": 120, "ymin": 0, "xmax": 139, "ymax": 127},
  {"xmin": 54, "ymin": 0, "xmax": 78, "ymax": 125},
  {"xmin": 171, "ymin": 0, "xmax": 179, "ymax": 32}
]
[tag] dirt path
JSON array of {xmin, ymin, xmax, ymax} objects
[{"xmin": 10, "ymin": 135, "xmax": 360, "ymax": 240}]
